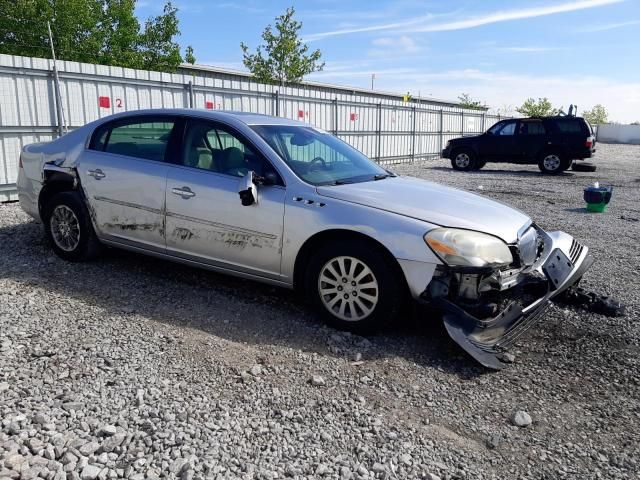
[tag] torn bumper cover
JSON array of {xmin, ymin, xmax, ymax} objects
[{"xmin": 423, "ymin": 230, "xmax": 594, "ymax": 369}]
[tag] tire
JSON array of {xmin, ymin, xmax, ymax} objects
[
  {"xmin": 451, "ymin": 148, "xmax": 476, "ymax": 171},
  {"xmin": 474, "ymin": 160, "xmax": 487, "ymax": 170},
  {"xmin": 43, "ymin": 191, "xmax": 102, "ymax": 261},
  {"xmin": 305, "ymin": 240, "xmax": 404, "ymax": 334},
  {"xmin": 538, "ymin": 151, "xmax": 567, "ymax": 174},
  {"xmin": 572, "ymin": 162, "xmax": 597, "ymax": 172}
]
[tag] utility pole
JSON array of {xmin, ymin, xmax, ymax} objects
[
  {"xmin": 48, "ymin": 21, "xmax": 67, "ymax": 135},
  {"xmin": 371, "ymin": 73, "xmax": 376, "ymax": 90}
]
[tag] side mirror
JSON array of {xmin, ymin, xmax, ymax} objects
[
  {"xmin": 238, "ymin": 171, "xmax": 257, "ymax": 206},
  {"xmin": 262, "ymin": 171, "xmax": 279, "ymax": 186}
]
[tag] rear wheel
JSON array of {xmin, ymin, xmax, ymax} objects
[
  {"xmin": 538, "ymin": 151, "xmax": 567, "ymax": 174},
  {"xmin": 43, "ymin": 191, "xmax": 101, "ymax": 261},
  {"xmin": 305, "ymin": 240, "xmax": 403, "ymax": 334},
  {"xmin": 451, "ymin": 148, "xmax": 476, "ymax": 171}
]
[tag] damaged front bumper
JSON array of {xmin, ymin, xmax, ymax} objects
[{"xmin": 422, "ymin": 229, "xmax": 594, "ymax": 369}]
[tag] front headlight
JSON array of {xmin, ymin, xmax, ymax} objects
[{"xmin": 424, "ymin": 228, "xmax": 513, "ymax": 268}]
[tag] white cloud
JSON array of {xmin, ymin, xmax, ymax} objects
[
  {"xmin": 305, "ymin": 0, "xmax": 625, "ymax": 40},
  {"xmin": 576, "ymin": 19, "xmax": 640, "ymax": 32},
  {"xmin": 370, "ymin": 36, "xmax": 422, "ymax": 55}
]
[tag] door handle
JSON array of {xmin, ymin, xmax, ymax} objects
[
  {"xmin": 171, "ymin": 186, "xmax": 196, "ymax": 199},
  {"xmin": 87, "ymin": 169, "xmax": 105, "ymax": 179}
]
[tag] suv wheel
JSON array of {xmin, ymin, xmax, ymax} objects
[
  {"xmin": 538, "ymin": 152, "xmax": 567, "ymax": 174},
  {"xmin": 305, "ymin": 240, "xmax": 403, "ymax": 334},
  {"xmin": 43, "ymin": 191, "xmax": 102, "ymax": 261},
  {"xmin": 451, "ymin": 149, "xmax": 476, "ymax": 171}
]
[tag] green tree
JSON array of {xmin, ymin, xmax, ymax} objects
[
  {"xmin": 240, "ymin": 7, "xmax": 324, "ymax": 86},
  {"xmin": 0, "ymin": 0, "xmax": 190, "ymax": 72},
  {"xmin": 184, "ymin": 45, "xmax": 196, "ymax": 64},
  {"xmin": 457, "ymin": 93, "xmax": 484, "ymax": 110},
  {"xmin": 516, "ymin": 97, "xmax": 559, "ymax": 117},
  {"xmin": 582, "ymin": 104, "xmax": 608, "ymax": 125}
]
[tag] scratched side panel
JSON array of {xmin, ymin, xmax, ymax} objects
[{"xmin": 77, "ymin": 150, "xmax": 168, "ymax": 250}]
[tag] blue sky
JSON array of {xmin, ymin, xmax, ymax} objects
[{"xmin": 137, "ymin": 0, "xmax": 640, "ymax": 122}]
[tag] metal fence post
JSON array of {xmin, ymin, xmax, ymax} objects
[
  {"xmin": 187, "ymin": 81, "xmax": 194, "ymax": 108},
  {"xmin": 439, "ymin": 109, "xmax": 444, "ymax": 152},
  {"xmin": 51, "ymin": 70, "xmax": 64, "ymax": 137},
  {"xmin": 461, "ymin": 110, "xmax": 465, "ymax": 136},
  {"xmin": 411, "ymin": 106, "xmax": 416, "ymax": 162},
  {"xmin": 274, "ymin": 90, "xmax": 280, "ymax": 116},
  {"xmin": 481, "ymin": 113, "xmax": 486, "ymax": 132},
  {"xmin": 376, "ymin": 102, "xmax": 382, "ymax": 162},
  {"xmin": 333, "ymin": 98, "xmax": 338, "ymax": 135}
]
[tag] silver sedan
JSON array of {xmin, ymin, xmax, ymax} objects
[{"xmin": 17, "ymin": 109, "xmax": 593, "ymax": 368}]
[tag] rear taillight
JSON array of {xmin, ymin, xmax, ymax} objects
[{"xmin": 585, "ymin": 136, "xmax": 594, "ymax": 148}]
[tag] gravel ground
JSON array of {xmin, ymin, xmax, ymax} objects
[{"xmin": 1, "ymin": 143, "xmax": 638, "ymax": 480}]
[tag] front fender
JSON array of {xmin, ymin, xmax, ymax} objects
[{"xmin": 281, "ymin": 194, "xmax": 442, "ymax": 286}]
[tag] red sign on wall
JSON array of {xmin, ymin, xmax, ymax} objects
[
  {"xmin": 298, "ymin": 110, "xmax": 305, "ymax": 118},
  {"xmin": 205, "ymin": 101, "xmax": 214, "ymax": 109},
  {"xmin": 350, "ymin": 112, "xmax": 359, "ymax": 121},
  {"xmin": 98, "ymin": 96, "xmax": 110, "ymax": 108}
]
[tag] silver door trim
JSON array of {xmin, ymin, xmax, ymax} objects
[
  {"xmin": 93, "ymin": 196, "xmax": 164, "ymax": 215},
  {"xmin": 165, "ymin": 210, "xmax": 278, "ymax": 239}
]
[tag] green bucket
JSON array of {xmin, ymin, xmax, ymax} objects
[{"xmin": 584, "ymin": 185, "xmax": 613, "ymax": 213}]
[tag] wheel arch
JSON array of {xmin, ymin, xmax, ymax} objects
[
  {"xmin": 38, "ymin": 171, "xmax": 78, "ymax": 218},
  {"xmin": 451, "ymin": 144, "xmax": 478, "ymax": 158},
  {"xmin": 293, "ymin": 229, "xmax": 409, "ymax": 296}
]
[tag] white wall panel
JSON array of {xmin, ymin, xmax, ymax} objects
[{"xmin": 1, "ymin": 54, "xmax": 508, "ymax": 198}]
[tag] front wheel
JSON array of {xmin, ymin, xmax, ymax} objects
[
  {"xmin": 451, "ymin": 149, "xmax": 476, "ymax": 171},
  {"xmin": 43, "ymin": 191, "xmax": 102, "ymax": 261},
  {"xmin": 305, "ymin": 240, "xmax": 404, "ymax": 334}
]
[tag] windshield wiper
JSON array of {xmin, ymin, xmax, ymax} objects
[{"xmin": 373, "ymin": 173, "xmax": 394, "ymax": 180}]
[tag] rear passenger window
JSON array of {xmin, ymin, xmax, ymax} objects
[
  {"xmin": 519, "ymin": 121, "xmax": 546, "ymax": 135},
  {"xmin": 91, "ymin": 119, "xmax": 175, "ymax": 162},
  {"xmin": 554, "ymin": 119, "xmax": 583, "ymax": 134}
]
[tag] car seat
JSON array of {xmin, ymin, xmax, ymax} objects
[{"xmin": 221, "ymin": 147, "xmax": 247, "ymax": 177}]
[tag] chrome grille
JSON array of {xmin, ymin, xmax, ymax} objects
[{"xmin": 569, "ymin": 239, "xmax": 584, "ymax": 264}]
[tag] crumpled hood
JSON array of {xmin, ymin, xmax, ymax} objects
[{"xmin": 317, "ymin": 176, "xmax": 531, "ymax": 243}]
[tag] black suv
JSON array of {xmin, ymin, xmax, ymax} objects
[{"xmin": 442, "ymin": 116, "xmax": 596, "ymax": 174}]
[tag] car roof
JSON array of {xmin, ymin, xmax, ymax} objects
[{"xmin": 98, "ymin": 108, "xmax": 309, "ymax": 127}]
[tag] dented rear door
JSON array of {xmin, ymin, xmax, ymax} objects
[{"xmin": 78, "ymin": 116, "xmax": 175, "ymax": 251}]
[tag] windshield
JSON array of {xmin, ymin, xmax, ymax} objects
[{"xmin": 251, "ymin": 125, "xmax": 389, "ymax": 185}]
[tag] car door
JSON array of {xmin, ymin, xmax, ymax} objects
[
  {"xmin": 79, "ymin": 115, "xmax": 177, "ymax": 251},
  {"xmin": 164, "ymin": 119, "xmax": 286, "ymax": 279},
  {"xmin": 479, "ymin": 120, "xmax": 518, "ymax": 161},
  {"xmin": 514, "ymin": 119, "xmax": 548, "ymax": 163}
]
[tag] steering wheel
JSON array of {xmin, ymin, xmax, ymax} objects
[{"xmin": 309, "ymin": 157, "xmax": 326, "ymax": 171}]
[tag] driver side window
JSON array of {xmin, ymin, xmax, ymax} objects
[
  {"xmin": 181, "ymin": 120, "xmax": 280, "ymax": 182},
  {"xmin": 497, "ymin": 121, "xmax": 516, "ymax": 136}
]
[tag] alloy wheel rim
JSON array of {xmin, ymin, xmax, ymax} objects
[
  {"xmin": 455, "ymin": 153, "xmax": 470, "ymax": 168},
  {"xmin": 318, "ymin": 256, "xmax": 379, "ymax": 321},
  {"xmin": 50, "ymin": 205, "xmax": 81, "ymax": 252},
  {"xmin": 543, "ymin": 155, "xmax": 561, "ymax": 171}
]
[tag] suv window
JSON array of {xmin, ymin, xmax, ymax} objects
[
  {"xmin": 518, "ymin": 120, "xmax": 546, "ymax": 135},
  {"xmin": 91, "ymin": 118, "xmax": 175, "ymax": 162},
  {"xmin": 552, "ymin": 118, "xmax": 584, "ymax": 134},
  {"xmin": 497, "ymin": 121, "xmax": 516, "ymax": 136},
  {"xmin": 182, "ymin": 120, "xmax": 280, "ymax": 181}
]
